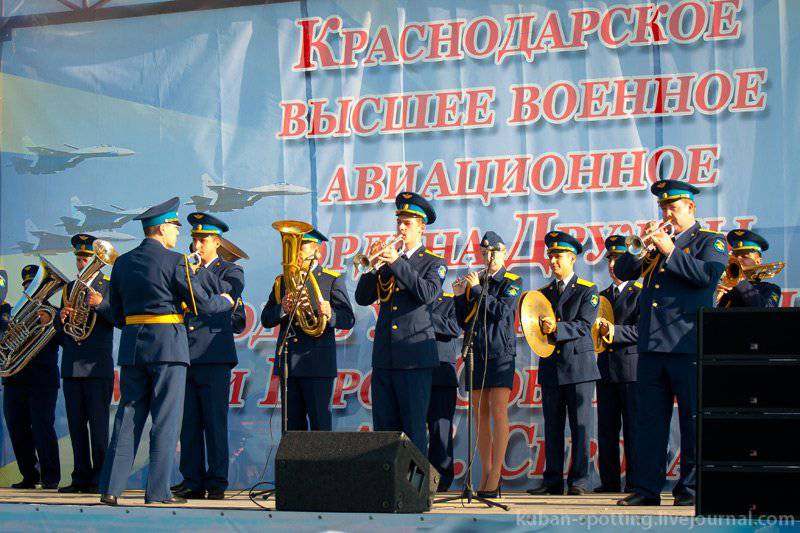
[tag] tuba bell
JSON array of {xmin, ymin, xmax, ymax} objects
[
  {"xmin": 272, "ymin": 220, "xmax": 328, "ymax": 337},
  {"xmin": 63, "ymin": 239, "xmax": 118, "ymax": 343},
  {"xmin": 0, "ymin": 257, "xmax": 69, "ymax": 377}
]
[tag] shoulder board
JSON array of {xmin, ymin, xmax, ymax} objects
[
  {"xmin": 699, "ymin": 228, "xmax": 724, "ymax": 235},
  {"xmin": 322, "ymin": 268, "xmax": 341, "ymax": 278},
  {"xmin": 103, "ymin": 275, "xmax": 110, "ymax": 281},
  {"xmin": 634, "ymin": 281, "xmax": 643, "ymax": 289},
  {"xmin": 576, "ymin": 278, "xmax": 595, "ymax": 287},
  {"xmin": 503, "ymin": 271, "xmax": 520, "ymax": 281},
  {"xmin": 424, "ymin": 249, "xmax": 444, "ymax": 259},
  {"xmin": 442, "ymin": 292, "xmax": 454, "ymax": 298}
]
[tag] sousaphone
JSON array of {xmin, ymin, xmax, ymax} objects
[{"xmin": 518, "ymin": 290, "xmax": 556, "ymax": 358}]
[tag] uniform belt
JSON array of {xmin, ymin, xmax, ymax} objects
[{"xmin": 125, "ymin": 314, "xmax": 184, "ymax": 325}]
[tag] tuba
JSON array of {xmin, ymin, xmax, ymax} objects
[
  {"xmin": 63, "ymin": 239, "xmax": 118, "ymax": 342},
  {"xmin": 272, "ymin": 220, "xmax": 328, "ymax": 337},
  {"xmin": 0, "ymin": 257, "xmax": 69, "ymax": 377}
]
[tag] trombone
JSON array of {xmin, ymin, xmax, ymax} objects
[
  {"xmin": 624, "ymin": 221, "xmax": 675, "ymax": 259},
  {"xmin": 353, "ymin": 236, "xmax": 405, "ymax": 274}
]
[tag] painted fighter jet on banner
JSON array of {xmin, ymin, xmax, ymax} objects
[
  {"xmin": 185, "ymin": 173, "xmax": 310, "ymax": 213},
  {"xmin": 10, "ymin": 137, "xmax": 135, "ymax": 175},
  {"xmin": 57, "ymin": 196, "xmax": 142, "ymax": 233},
  {"xmin": 15, "ymin": 220, "xmax": 136, "ymax": 256}
]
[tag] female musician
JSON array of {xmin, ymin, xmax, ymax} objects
[{"xmin": 453, "ymin": 231, "xmax": 522, "ymax": 498}]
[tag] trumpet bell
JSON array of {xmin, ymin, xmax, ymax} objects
[
  {"xmin": 591, "ymin": 295, "xmax": 614, "ymax": 353},
  {"xmin": 518, "ymin": 290, "xmax": 556, "ymax": 358},
  {"xmin": 624, "ymin": 235, "xmax": 646, "ymax": 259}
]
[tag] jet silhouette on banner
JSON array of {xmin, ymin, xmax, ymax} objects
[
  {"xmin": 186, "ymin": 173, "xmax": 310, "ymax": 213},
  {"xmin": 57, "ymin": 196, "xmax": 143, "ymax": 233},
  {"xmin": 15, "ymin": 220, "xmax": 136, "ymax": 256},
  {"xmin": 10, "ymin": 136, "xmax": 135, "ymax": 175}
]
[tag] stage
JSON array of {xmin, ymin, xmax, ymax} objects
[{"xmin": 5, "ymin": 488, "xmax": 790, "ymax": 532}]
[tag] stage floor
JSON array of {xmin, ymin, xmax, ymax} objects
[{"xmin": 0, "ymin": 488, "xmax": 692, "ymax": 516}]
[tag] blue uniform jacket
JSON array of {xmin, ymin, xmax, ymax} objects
[
  {"xmin": 598, "ymin": 282, "xmax": 641, "ymax": 383},
  {"xmin": 1, "ymin": 300, "xmax": 61, "ymax": 388},
  {"xmin": 56, "ymin": 273, "xmax": 116, "ymax": 379},
  {"xmin": 262, "ymin": 265, "xmax": 354, "ymax": 378},
  {"xmin": 185, "ymin": 257, "xmax": 245, "ymax": 366},
  {"xmin": 453, "ymin": 268, "xmax": 522, "ymax": 363},
  {"xmin": 614, "ymin": 222, "xmax": 727, "ymax": 354},
  {"xmin": 537, "ymin": 276, "xmax": 601, "ymax": 387},
  {"xmin": 355, "ymin": 246, "xmax": 445, "ymax": 370},
  {"xmin": 108, "ymin": 238, "xmax": 232, "ymax": 366},
  {"xmin": 718, "ymin": 280, "xmax": 781, "ymax": 308},
  {"xmin": 430, "ymin": 293, "xmax": 460, "ymax": 387}
]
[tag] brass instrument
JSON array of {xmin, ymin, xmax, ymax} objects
[
  {"xmin": 591, "ymin": 295, "xmax": 615, "ymax": 353},
  {"xmin": 0, "ymin": 257, "xmax": 69, "ymax": 377},
  {"xmin": 353, "ymin": 236, "xmax": 405, "ymax": 274},
  {"xmin": 272, "ymin": 220, "xmax": 328, "ymax": 337},
  {"xmin": 518, "ymin": 290, "xmax": 556, "ymax": 358},
  {"xmin": 63, "ymin": 240, "xmax": 118, "ymax": 342},
  {"xmin": 625, "ymin": 221, "xmax": 675, "ymax": 259},
  {"xmin": 453, "ymin": 268, "xmax": 487, "ymax": 286},
  {"xmin": 718, "ymin": 255, "xmax": 785, "ymax": 291}
]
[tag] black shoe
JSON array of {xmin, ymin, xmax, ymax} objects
[
  {"xmin": 206, "ymin": 489, "xmax": 225, "ymax": 500},
  {"xmin": 567, "ymin": 485, "xmax": 588, "ymax": 495},
  {"xmin": 11, "ymin": 480, "xmax": 38, "ymax": 489},
  {"xmin": 617, "ymin": 493, "xmax": 661, "ymax": 506},
  {"xmin": 170, "ymin": 482, "xmax": 185, "ymax": 492},
  {"xmin": 593, "ymin": 485, "xmax": 621, "ymax": 493},
  {"xmin": 100, "ymin": 494, "xmax": 118, "ymax": 506},
  {"xmin": 477, "ymin": 481, "xmax": 502, "ymax": 499},
  {"xmin": 145, "ymin": 496, "xmax": 187, "ymax": 505},
  {"xmin": 673, "ymin": 494, "xmax": 695, "ymax": 506},
  {"xmin": 41, "ymin": 482, "xmax": 59, "ymax": 490},
  {"xmin": 436, "ymin": 483, "xmax": 451, "ymax": 493},
  {"xmin": 174, "ymin": 487, "xmax": 205, "ymax": 499},
  {"xmin": 526, "ymin": 485, "xmax": 562, "ymax": 496},
  {"xmin": 58, "ymin": 484, "xmax": 84, "ymax": 493}
]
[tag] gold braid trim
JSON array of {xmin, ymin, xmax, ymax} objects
[{"xmin": 377, "ymin": 273, "xmax": 395, "ymax": 303}]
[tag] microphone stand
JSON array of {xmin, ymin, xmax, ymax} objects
[
  {"xmin": 436, "ymin": 251, "xmax": 509, "ymax": 511},
  {"xmin": 255, "ymin": 258, "xmax": 315, "ymax": 502}
]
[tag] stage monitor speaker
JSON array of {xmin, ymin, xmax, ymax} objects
[{"xmin": 275, "ymin": 431, "xmax": 439, "ymax": 513}]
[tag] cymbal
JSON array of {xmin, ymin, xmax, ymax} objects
[
  {"xmin": 518, "ymin": 290, "xmax": 556, "ymax": 358},
  {"xmin": 219, "ymin": 237, "xmax": 250, "ymax": 262},
  {"xmin": 591, "ymin": 295, "xmax": 614, "ymax": 353}
]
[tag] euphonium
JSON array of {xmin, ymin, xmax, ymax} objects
[
  {"xmin": 0, "ymin": 257, "xmax": 69, "ymax": 377},
  {"xmin": 63, "ymin": 239, "xmax": 118, "ymax": 342},
  {"xmin": 353, "ymin": 236, "xmax": 405, "ymax": 274},
  {"xmin": 272, "ymin": 220, "xmax": 328, "ymax": 337},
  {"xmin": 624, "ymin": 221, "xmax": 675, "ymax": 259}
]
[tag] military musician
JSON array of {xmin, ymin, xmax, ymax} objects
[
  {"xmin": 426, "ymin": 291, "xmax": 461, "ymax": 493},
  {"xmin": 99, "ymin": 198, "xmax": 234, "ymax": 506},
  {"xmin": 173, "ymin": 213, "xmax": 245, "ymax": 500},
  {"xmin": 2, "ymin": 265, "xmax": 61, "ymax": 490},
  {"xmin": 527, "ymin": 231, "xmax": 600, "ymax": 496},
  {"xmin": 261, "ymin": 227, "xmax": 354, "ymax": 431},
  {"xmin": 615, "ymin": 180, "xmax": 727, "ymax": 507},
  {"xmin": 55, "ymin": 234, "xmax": 116, "ymax": 494},
  {"xmin": 716, "ymin": 229, "xmax": 782, "ymax": 308},
  {"xmin": 453, "ymin": 231, "xmax": 522, "ymax": 498},
  {"xmin": 594, "ymin": 235, "xmax": 641, "ymax": 494},
  {"xmin": 354, "ymin": 192, "xmax": 446, "ymax": 455}
]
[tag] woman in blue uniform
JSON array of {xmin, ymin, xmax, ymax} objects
[{"xmin": 453, "ymin": 231, "xmax": 522, "ymax": 498}]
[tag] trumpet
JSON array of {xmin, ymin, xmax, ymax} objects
[
  {"xmin": 353, "ymin": 236, "xmax": 405, "ymax": 274},
  {"xmin": 625, "ymin": 221, "xmax": 675, "ymax": 259}
]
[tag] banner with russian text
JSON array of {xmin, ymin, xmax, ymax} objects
[{"xmin": 1, "ymin": 0, "xmax": 798, "ymax": 490}]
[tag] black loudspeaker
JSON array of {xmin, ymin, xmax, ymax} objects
[
  {"xmin": 698, "ymin": 308, "xmax": 800, "ymax": 517},
  {"xmin": 275, "ymin": 431, "xmax": 439, "ymax": 513}
]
